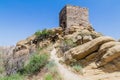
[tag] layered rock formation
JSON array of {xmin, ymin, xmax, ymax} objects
[{"xmin": 63, "ymin": 35, "xmax": 120, "ymax": 71}]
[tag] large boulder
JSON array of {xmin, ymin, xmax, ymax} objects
[
  {"xmin": 64, "ymin": 36, "xmax": 115, "ymax": 64},
  {"xmin": 96, "ymin": 41, "xmax": 120, "ymax": 61},
  {"xmin": 98, "ymin": 45, "xmax": 120, "ymax": 66}
]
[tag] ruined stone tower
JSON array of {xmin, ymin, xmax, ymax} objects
[{"xmin": 59, "ymin": 5, "xmax": 90, "ymax": 29}]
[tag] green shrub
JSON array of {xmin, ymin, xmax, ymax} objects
[
  {"xmin": 44, "ymin": 74, "xmax": 53, "ymax": 80},
  {"xmin": 20, "ymin": 53, "xmax": 49, "ymax": 75},
  {"xmin": 0, "ymin": 73, "xmax": 24, "ymax": 80},
  {"xmin": 35, "ymin": 29, "xmax": 50, "ymax": 37},
  {"xmin": 35, "ymin": 30, "xmax": 42, "ymax": 37},
  {"xmin": 0, "ymin": 66, "xmax": 5, "ymax": 73},
  {"xmin": 61, "ymin": 39, "xmax": 76, "ymax": 53},
  {"xmin": 34, "ymin": 29, "xmax": 55, "ymax": 41},
  {"xmin": 42, "ymin": 29, "xmax": 49, "ymax": 36},
  {"xmin": 72, "ymin": 64, "xmax": 82, "ymax": 72},
  {"xmin": 45, "ymin": 60, "xmax": 56, "ymax": 69},
  {"xmin": 44, "ymin": 60, "xmax": 62, "ymax": 80}
]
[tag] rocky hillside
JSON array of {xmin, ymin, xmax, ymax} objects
[{"xmin": 0, "ymin": 23, "xmax": 119, "ymax": 80}]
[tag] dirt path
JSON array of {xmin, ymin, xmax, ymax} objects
[{"xmin": 50, "ymin": 48, "xmax": 86, "ymax": 80}]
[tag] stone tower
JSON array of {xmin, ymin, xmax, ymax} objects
[{"xmin": 59, "ymin": 5, "xmax": 90, "ymax": 29}]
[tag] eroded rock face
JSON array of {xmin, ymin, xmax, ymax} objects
[
  {"xmin": 5, "ymin": 45, "xmax": 36, "ymax": 75},
  {"xmin": 63, "ymin": 34, "xmax": 120, "ymax": 72},
  {"xmin": 96, "ymin": 41, "xmax": 120, "ymax": 61},
  {"xmin": 64, "ymin": 36, "xmax": 115, "ymax": 64},
  {"xmin": 64, "ymin": 29, "xmax": 102, "ymax": 45},
  {"xmin": 4, "ymin": 35, "xmax": 37, "ymax": 75},
  {"xmin": 98, "ymin": 45, "xmax": 120, "ymax": 66}
]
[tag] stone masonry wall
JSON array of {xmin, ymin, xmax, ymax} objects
[{"xmin": 59, "ymin": 5, "xmax": 90, "ymax": 29}]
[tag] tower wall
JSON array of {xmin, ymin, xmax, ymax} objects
[{"xmin": 59, "ymin": 5, "xmax": 90, "ymax": 29}]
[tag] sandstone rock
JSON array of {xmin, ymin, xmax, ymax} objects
[
  {"xmin": 99, "ymin": 41, "xmax": 120, "ymax": 52},
  {"xmin": 16, "ymin": 40, "xmax": 27, "ymax": 46},
  {"xmin": 66, "ymin": 25, "xmax": 94, "ymax": 33},
  {"xmin": 113, "ymin": 58, "xmax": 120, "ymax": 70},
  {"xmin": 64, "ymin": 29, "xmax": 103, "ymax": 46},
  {"xmin": 103, "ymin": 63, "xmax": 118, "ymax": 72},
  {"xmin": 90, "ymin": 31, "xmax": 103, "ymax": 39},
  {"xmin": 38, "ymin": 40, "xmax": 51, "ymax": 48},
  {"xmin": 82, "ymin": 35, "xmax": 93, "ymax": 44},
  {"xmin": 26, "ymin": 35, "xmax": 36, "ymax": 41},
  {"xmin": 13, "ymin": 49, "xmax": 29, "ymax": 58},
  {"xmin": 101, "ymin": 57, "xmax": 120, "ymax": 72},
  {"xmin": 96, "ymin": 41, "xmax": 120, "ymax": 61},
  {"xmin": 64, "ymin": 36, "xmax": 115, "ymax": 64},
  {"xmin": 26, "ymin": 35, "xmax": 36, "ymax": 44},
  {"xmin": 64, "ymin": 29, "xmax": 94, "ymax": 45},
  {"xmin": 98, "ymin": 45, "xmax": 120, "ymax": 66},
  {"xmin": 54, "ymin": 27, "xmax": 63, "ymax": 34},
  {"xmin": 85, "ymin": 52, "xmax": 98, "ymax": 61}
]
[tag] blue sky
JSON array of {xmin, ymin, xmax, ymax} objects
[{"xmin": 0, "ymin": 0, "xmax": 120, "ymax": 45}]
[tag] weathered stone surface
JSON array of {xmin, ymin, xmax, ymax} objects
[
  {"xmin": 96, "ymin": 41, "xmax": 120, "ymax": 61},
  {"xmin": 38, "ymin": 40, "xmax": 51, "ymax": 48},
  {"xmin": 82, "ymin": 35, "xmax": 93, "ymax": 44},
  {"xmin": 17, "ymin": 35, "xmax": 36, "ymax": 46},
  {"xmin": 113, "ymin": 58, "xmax": 120, "ymax": 70},
  {"xmin": 64, "ymin": 29, "xmax": 102, "ymax": 46},
  {"xmin": 53, "ymin": 27, "xmax": 63, "ymax": 35},
  {"xmin": 13, "ymin": 49, "xmax": 29, "ymax": 58},
  {"xmin": 16, "ymin": 40, "xmax": 28, "ymax": 46},
  {"xmin": 99, "ymin": 41, "xmax": 120, "ymax": 52},
  {"xmin": 64, "ymin": 36, "xmax": 115, "ymax": 64},
  {"xmin": 98, "ymin": 45, "xmax": 120, "ymax": 66},
  {"xmin": 85, "ymin": 52, "xmax": 98, "ymax": 61}
]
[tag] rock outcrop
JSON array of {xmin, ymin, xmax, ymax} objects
[
  {"xmin": 4, "ymin": 27, "xmax": 63, "ymax": 75},
  {"xmin": 63, "ymin": 33, "xmax": 120, "ymax": 73},
  {"xmin": 98, "ymin": 45, "xmax": 120, "ymax": 66},
  {"xmin": 64, "ymin": 36, "xmax": 115, "ymax": 64},
  {"xmin": 4, "ymin": 35, "xmax": 37, "ymax": 75},
  {"xmin": 64, "ymin": 29, "xmax": 102, "ymax": 45}
]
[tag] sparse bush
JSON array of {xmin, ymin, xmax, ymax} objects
[
  {"xmin": 34, "ymin": 29, "xmax": 54, "ymax": 38},
  {"xmin": 72, "ymin": 64, "xmax": 83, "ymax": 73},
  {"xmin": 44, "ymin": 60, "xmax": 62, "ymax": 80},
  {"xmin": 0, "ymin": 55, "xmax": 5, "ymax": 74},
  {"xmin": 34, "ymin": 30, "xmax": 42, "ymax": 37},
  {"xmin": 60, "ymin": 39, "xmax": 76, "ymax": 53},
  {"xmin": 0, "ymin": 73, "xmax": 24, "ymax": 80},
  {"xmin": 42, "ymin": 29, "xmax": 49, "ymax": 36},
  {"xmin": 44, "ymin": 73, "xmax": 53, "ymax": 80},
  {"xmin": 78, "ymin": 30, "xmax": 103, "ymax": 39},
  {"xmin": 0, "ymin": 66, "xmax": 5, "ymax": 74},
  {"xmin": 45, "ymin": 60, "xmax": 56, "ymax": 69},
  {"xmin": 20, "ymin": 53, "xmax": 49, "ymax": 75}
]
